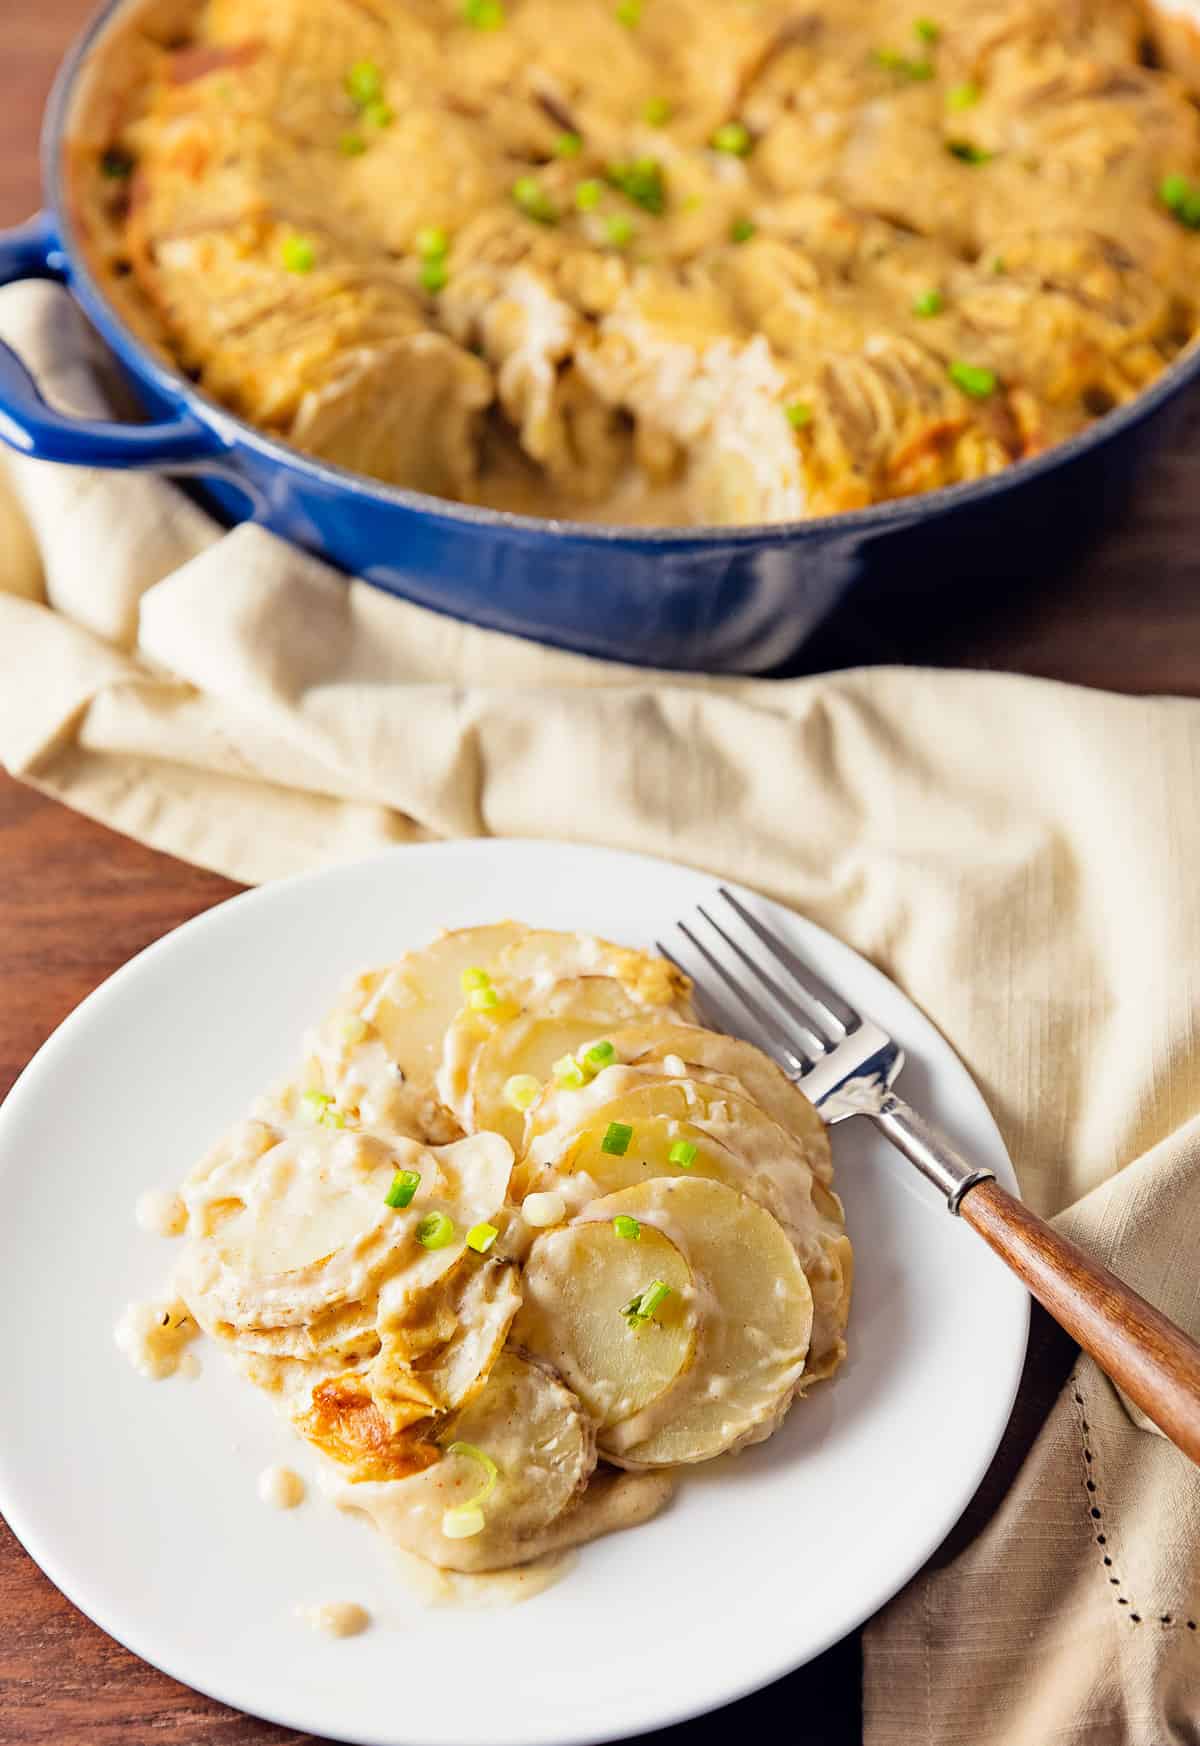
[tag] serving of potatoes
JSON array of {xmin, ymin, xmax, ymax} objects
[{"xmin": 166, "ymin": 922, "xmax": 850, "ymax": 1586}]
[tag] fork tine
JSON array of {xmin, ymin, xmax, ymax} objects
[
  {"xmin": 655, "ymin": 940, "xmax": 751, "ymax": 1039},
  {"xmin": 674, "ymin": 923, "xmax": 818, "ymax": 1073},
  {"xmin": 716, "ymin": 886, "xmax": 860, "ymax": 1032},
  {"xmin": 696, "ymin": 904, "xmax": 840, "ymax": 1051}
]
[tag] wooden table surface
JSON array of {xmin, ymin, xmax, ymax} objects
[{"xmin": 4, "ymin": 4, "xmax": 1200, "ymax": 1743}]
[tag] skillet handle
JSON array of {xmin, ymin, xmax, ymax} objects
[
  {"xmin": 959, "ymin": 1178, "xmax": 1200, "ymax": 1464},
  {"xmin": 0, "ymin": 211, "xmax": 222, "ymax": 470}
]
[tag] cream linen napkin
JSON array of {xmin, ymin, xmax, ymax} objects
[{"xmin": 3, "ymin": 278, "xmax": 1200, "ymax": 1743}]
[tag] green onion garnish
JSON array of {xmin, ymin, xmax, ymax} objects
[
  {"xmin": 607, "ymin": 157, "xmax": 666, "ymax": 214},
  {"xmin": 416, "ymin": 226, "xmax": 449, "ymax": 258},
  {"xmin": 463, "ymin": 0, "xmax": 506, "ymax": 26},
  {"xmin": 503, "ymin": 1073, "xmax": 541, "ymax": 1111},
  {"xmin": 575, "ymin": 179, "xmax": 604, "ymax": 211},
  {"xmin": 947, "ymin": 140, "xmax": 992, "ymax": 164},
  {"xmin": 416, "ymin": 1211, "xmax": 457, "ymax": 1249},
  {"xmin": 1159, "ymin": 173, "xmax": 1200, "ymax": 228},
  {"xmin": 555, "ymin": 131, "xmax": 583, "ymax": 157},
  {"xmin": 615, "ymin": 0, "xmax": 641, "ymax": 25},
  {"xmin": 642, "ymin": 97, "xmax": 671, "ymax": 125},
  {"xmin": 100, "ymin": 148, "xmax": 134, "ymax": 180},
  {"xmin": 991, "ymin": 255, "xmax": 1007, "ymax": 274},
  {"xmin": 345, "ymin": 60, "xmax": 383, "ymax": 108},
  {"xmin": 339, "ymin": 132, "xmax": 367, "ymax": 156},
  {"xmin": 873, "ymin": 48, "xmax": 933, "ymax": 79},
  {"xmin": 948, "ymin": 359, "xmax": 997, "ymax": 399},
  {"xmin": 711, "ymin": 121, "xmax": 752, "ymax": 156},
  {"xmin": 912, "ymin": 288, "xmax": 943, "ymax": 317},
  {"xmin": 469, "ymin": 986, "xmax": 500, "ymax": 1010},
  {"xmin": 300, "ymin": 1088, "xmax": 342, "ymax": 1126},
  {"xmin": 419, "ymin": 259, "xmax": 449, "ymax": 293},
  {"xmin": 460, "ymin": 966, "xmax": 491, "ymax": 991},
  {"xmin": 730, "ymin": 217, "xmax": 756, "ymax": 243},
  {"xmin": 613, "ymin": 1215, "xmax": 641, "ymax": 1240},
  {"xmin": 583, "ymin": 1040, "xmax": 616, "ymax": 1070},
  {"xmin": 622, "ymin": 1279, "xmax": 671, "ymax": 1327},
  {"xmin": 512, "ymin": 176, "xmax": 560, "ymax": 225},
  {"xmin": 281, "ymin": 235, "xmax": 316, "ymax": 274},
  {"xmin": 385, "ymin": 1168, "xmax": 421, "ymax": 1209},
  {"xmin": 363, "ymin": 98, "xmax": 393, "ymax": 128},
  {"xmin": 785, "ymin": 400, "xmax": 813, "ymax": 429},
  {"xmin": 669, "ymin": 1139, "xmax": 697, "ymax": 1167},
  {"xmin": 467, "ymin": 1221, "xmax": 499, "ymax": 1253},
  {"xmin": 602, "ymin": 1121, "xmax": 633, "ymax": 1155},
  {"xmin": 553, "ymin": 1053, "xmax": 588, "ymax": 1088},
  {"xmin": 947, "ymin": 81, "xmax": 979, "ymax": 110},
  {"xmin": 605, "ymin": 213, "xmax": 634, "ymax": 247},
  {"xmin": 441, "ymin": 1440, "xmax": 499, "ymax": 1538},
  {"xmin": 913, "ymin": 17, "xmax": 940, "ymax": 41}
]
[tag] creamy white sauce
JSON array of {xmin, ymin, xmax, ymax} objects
[
  {"xmin": 295, "ymin": 1601, "xmax": 370, "ymax": 1638},
  {"xmin": 258, "ymin": 1465, "xmax": 306, "ymax": 1509},
  {"xmin": 114, "ymin": 1298, "xmax": 198, "ymax": 1380},
  {"xmin": 135, "ymin": 1189, "xmax": 187, "ymax": 1237}
]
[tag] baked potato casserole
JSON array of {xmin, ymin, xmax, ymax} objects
[
  {"xmin": 130, "ymin": 923, "xmax": 850, "ymax": 1583},
  {"xmin": 72, "ymin": 0, "xmax": 1200, "ymax": 524}
]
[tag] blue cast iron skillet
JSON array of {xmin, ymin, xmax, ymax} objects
[{"xmin": 2, "ymin": 0, "xmax": 1199, "ymax": 673}]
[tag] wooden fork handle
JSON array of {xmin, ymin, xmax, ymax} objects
[{"xmin": 959, "ymin": 1178, "xmax": 1200, "ymax": 1463}]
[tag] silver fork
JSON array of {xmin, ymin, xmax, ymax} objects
[{"xmin": 659, "ymin": 885, "xmax": 1200, "ymax": 1467}]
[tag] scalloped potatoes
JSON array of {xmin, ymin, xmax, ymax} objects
[{"xmin": 131, "ymin": 920, "xmax": 850, "ymax": 1592}]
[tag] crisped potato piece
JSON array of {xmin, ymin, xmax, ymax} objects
[
  {"xmin": 514, "ymin": 1219, "xmax": 697, "ymax": 1430},
  {"xmin": 330, "ymin": 1350, "xmax": 597, "ymax": 1572},
  {"xmin": 578, "ymin": 1178, "xmax": 814, "ymax": 1466},
  {"xmin": 368, "ymin": 1254, "xmax": 522, "ymax": 1431},
  {"xmin": 606, "ymin": 1020, "xmax": 833, "ymax": 1184},
  {"xmin": 296, "ymin": 1369, "xmax": 442, "ymax": 1482}
]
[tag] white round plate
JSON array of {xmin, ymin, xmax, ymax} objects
[{"xmin": 0, "ymin": 841, "xmax": 1027, "ymax": 1746}]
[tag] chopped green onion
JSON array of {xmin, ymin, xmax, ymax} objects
[
  {"xmin": 602, "ymin": 1121, "xmax": 633, "ymax": 1156},
  {"xmin": 583, "ymin": 1040, "xmax": 616, "ymax": 1070},
  {"xmin": 512, "ymin": 175, "xmax": 560, "ymax": 224},
  {"xmin": 912, "ymin": 287, "xmax": 944, "ymax": 317},
  {"xmin": 575, "ymin": 178, "xmax": 604, "ymax": 211},
  {"xmin": 711, "ymin": 121, "xmax": 752, "ymax": 156},
  {"xmin": 730, "ymin": 216, "xmax": 756, "ymax": 243},
  {"xmin": 339, "ymin": 131, "xmax": 367, "ymax": 156},
  {"xmin": 100, "ymin": 148, "xmax": 134, "ymax": 180},
  {"xmin": 463, "ymin": 0, "xmax": 506, "ymax": 26},
  {"xmin": 447, "ymin": 1440, "xmax": 499, "ymax": 1498},
  {"xmin": 605, "ymin": 213, "xmax": 634, "ymax": 247},
  {"xmin": 416, "ymin": 226, "xmax": 450, "ymax": 258},
  {"xmin": 946, "ymin": 81, "xmax": 980, "ymax": 110},
  {"xmin": 300, "ymin": 1088, "xmax": 334, "ymax": 1121},
  {"xmin": 281, "ymin": 234, "xmax": 316, "ymax": 274},
  {"xmin": 363, "ymin": 98, "xmax": 393, "ymax": 128},
  {"xmin": 642, "ymin": 96, "xmax": 672, "ymax": 125},
  {"xmin": 554, "ymin": 131, "xmax": 583, "ymax": 157},
  {"xmin": 948, "ymin": 359, "xmax": 997, "ymax": 399},
  {"xmin": 441, "ymin": 1440, "xmax": 499, "ymax": 1537},
  {"xmin": 615, "ymin": 0, "xmax": 641, "ymax": 25},
  {"xmin": 469, "ymin": 985, "xmax": 500, "ymax": 1010},
  {"xmin": 873, "ymin": 48, "xmax": 934, "ymax": 79},
  {"xmin": 947, "ymin": 140, "xmax": 992, "ymax": 164},
  {"xmin": 913, "ymin": 17, "xmax": 940, "ymax": 42},
  {"xmin": 416, "ymin": 1211, "xmax": 457, "ymax": 1249},
  {"xmin": 622, "ymin": 1279, "xmax": 671, "ymax": 1327},
  {"xmin": 467, "ymin": 1221, "xmax": 499, "ymax": 1253},
  {"xmin": 419, "ymin": 259, "xmax": 448, "ymax": 293},
  {"xmin": 669, "ymin": 1139, "xmax": 697, "ymax": 1168},
  {"xmin": 1159, "ymin": 173, "xmax": 1200, "ymax": 228},
  {"xmin": 991, "ymin": 254, "xmax": 1007, "ymax": 274},
  {"xmin": 785, "ymin": 399, "xmax": 813, "ymax": 429},
  {"xmin": 607, "ymin": 156, "xmax": 666, "ymax": 214},
  {"xmin": 503, "ymin": 1073, "xmax": 541, "ymax": 1111},
  {"xmin": 613, "ymin": 1215, "xmax": 641, "ymax": 1240},
  {"xmin": 385, "ymin": 1168, "xmax": 421, "ymax": 1209},
  {"xmin": 345, "ymin": 60, "xmax": 383, "ymax": 108},
  {"xmin": 460, "ymin": 966, "xmax": 491, "ymax": 991},
  {"xmin": 553, "ymin": 1052, "xmax": 588, "ymax": 1088}
]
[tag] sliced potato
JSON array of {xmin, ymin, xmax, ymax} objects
[
  {"xmin": 368, "ymin": 1255, "xmax": 522, "ymax": 1431},
  {"xmin": 329, "ymin": 1350, "xmax": 597, "ymax": 1572},
  {"xmin": 514, "ymin": 1220, "xmax": 697, "ymax": 1430},
  {"xmin": 444, "ymin": 975, "xmax": 658, "ymax": 1150},
  {"xmin": 496, "ymin": 930, "xmax": 693, "ymax": 1014},
  {"xmin": 607, "ymin": 1020, "xmax": 833, "ymax": 1184},
  {"xmin": 578, "ymin": 1178, "xmax": 814, "ymax": 1466}
]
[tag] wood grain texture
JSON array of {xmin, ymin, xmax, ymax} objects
[
  {"xmin": 960, "ymin": 1181, "xmax": 1200, "ymax": 1465},
  {"xmin": 3, "ymin": 1, "xmax": 1200, "ymax": 1742}
]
